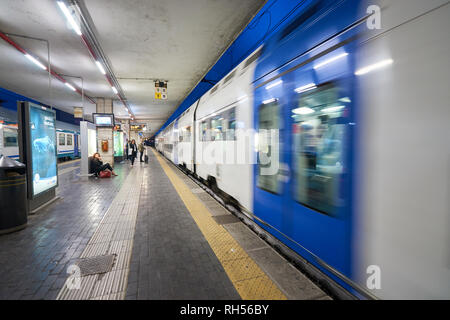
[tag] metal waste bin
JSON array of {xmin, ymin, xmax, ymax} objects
[{"xmin": 0, "ymin": 155, "xmax": 28, "ymax": 234}]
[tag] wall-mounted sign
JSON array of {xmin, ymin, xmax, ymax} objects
[
  {"xmin": 155, "ymin": 80, "xmax": 168, "ymax": 100},
  {"xmin": 74, "ymin": 106, "xmax": 83, "ymax": 118}
]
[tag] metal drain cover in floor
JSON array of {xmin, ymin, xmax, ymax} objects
[{"xmin": 76, "ymin": 254, "xmax": 116, "ymax": 276}]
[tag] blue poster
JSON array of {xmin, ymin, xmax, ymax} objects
[{"xmin": 29, "ymin": 103, "xmax": 58, "ymax": 196}]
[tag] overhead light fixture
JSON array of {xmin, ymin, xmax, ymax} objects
[
  {"xmin": 57, "ymin": 1, "xmax": 82, "ymax": 36},
  {"xmin": 322, "ymin": 105, "xmax": 345, "ymax": 113},
  {"xmin": 24, "ymin": 54, "xmax": 47, "ymax": 70},
  {"xmin": 292, "ymin": 107, "xmax": 315, "ymax": 115},
  {"xmin": 111, "ymin": 86, "xmax": 118, "ymax": 94},
  {"xmin": 95, "ymin": 61, "xmax": 106, "ymax": 75},
  {"xmin": 265, "ymin": 80, "xmax": 282, "ymax": 90},
  {"xmin": 294, "ymin": 83, "xmax": 316, "ymax": 94},
  {"xmin": 262, "ymin": 98, "xmax": 278, "ymax": 104},
  {"xmin": 65, "ymin": 82, "xmax": 76, "ymax": 91},
  {"xmin": 355, "ymin": 59, "xmax": 393, "ymax": 76},
  {"xmin": 314, "ymin": 52, "xmax": 348, "ymax": 70}
]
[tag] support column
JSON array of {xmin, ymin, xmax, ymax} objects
[{"xmin": 96, "ymin": 98, "xmax": 114, "ymax": 166}]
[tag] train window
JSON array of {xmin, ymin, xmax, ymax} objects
[
  {"xmin": 257, "ymin": 100, "xmax": 280, "ymax": 194},
  {"xmin": 58, "ymin": 133, "xmax": 65, "ymax": 146},
  {"xmin": 291, "ymin": 83, "xmax": 347, "ymax": 216},
  {"xmin": 225, "ymin": 108, "xmax": 236, "ymax": 141},
  {"xmin": 243, "ymin": 49, "xmax": 261, "ymax": 69},
  {"xmin": 210, "ymin": 115, "xmax": 224, "ymax": 141},
  {"xmin": 210, "ymin": 85, "xmax": 219, "ymax": 95},
  {"xmin": 67, "ymin": 134, "xmax": 73, "ymax": 146},
  {"xmin": 184, "ymin": 126, "xmax": 191, "ymax": 142},
  {"xmin": 223, "ymin": 70, "xmax": 236, "ymax": 85},
  {"xmin": 3, "ymin": 128, "xmax": 18, "ymax": 147}
]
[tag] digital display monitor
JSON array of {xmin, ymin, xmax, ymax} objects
[
  {"xmin": 28, "ymin": 103, "xmax": 58, "ymax": 197},
  {"xmin": 93, "ymin": 113, "xmax": 115, "ymax": 127}
]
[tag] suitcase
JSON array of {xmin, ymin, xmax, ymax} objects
[
  {"xmin": 99, "ymin": 170, "xmax": 111, "ymax": 178},
  {"xmin": 144, "ymin": 155, "xmax": 149, "ymax": 163}
]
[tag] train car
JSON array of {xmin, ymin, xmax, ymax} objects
[
  {"xmin": 156, "ymin": 0, "xmax": 450, "ymax": 299},
  {"xmin": 0, "ymin": 123, "xmax": 80, "ymax": 162},
  {"xmin": 0, "ymin": 122, "xmax": 19, "ymax": 160},
  {"xmin": 194, "ymin": 48, "xmax": 260, "ymax": 211},
  {"xmin": 176, "ymin": 102, "xmax": 196, "ymax": 172},
  {"xmin": 56, "ymin": 129, "xmax": 80, "ymax": 160}
]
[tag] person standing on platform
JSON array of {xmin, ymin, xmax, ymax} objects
[
  {"xmin": 138, "ymin": 139, "xmax": 145, "ymax": 163},
  {"xmin": 125, "ymin": 139, "xmax": 129, "ymax": 161},
  {"xmin": 129, "ymin": 139, "xmax": 138, "ymax": 166}
]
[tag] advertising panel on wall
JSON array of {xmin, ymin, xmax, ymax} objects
[
  {"xmin": 18, "ymin": 102, "xmax": 58, "ymax": 199},
  {"xmin": 87, "ymin": 127, "xmax": 97, "ymax": 157},
  {"xmin": 28, "ymin": 103, "xmax": 58, "ymax": 197}
]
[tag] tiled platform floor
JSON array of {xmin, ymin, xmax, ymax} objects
[
  {"xmin": 0, "ymin": 151, "xmax": 329, "ymax": 300},
  {"xmin": 0, "ymin": 160, "xmax": 132, "ymax": 300}
]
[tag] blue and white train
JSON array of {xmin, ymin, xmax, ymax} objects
[
  {"xmin": 0, "ymin": 123, "xmax": 80, "ymax": 161},
  {"xmin": 156, "ymin": 0, "xmax": 450, "ymax": 299}
]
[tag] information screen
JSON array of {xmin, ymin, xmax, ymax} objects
[
  {"xmin": 93, "ymin": 113, "xmax": 114, "ymax": 127},
  {"xmin": 28, "ymin": 103, "xmax": 58, "ymax": 196}
]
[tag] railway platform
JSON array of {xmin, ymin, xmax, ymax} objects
[{"xmin": 0, "ymin": 148, "xmax": 329, "ymax": 300}]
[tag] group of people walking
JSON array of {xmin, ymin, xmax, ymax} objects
[{"xmin": 125, "ymin": 138, "xmax": 146, "ymax": 166}]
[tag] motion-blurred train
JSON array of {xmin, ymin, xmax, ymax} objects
[
  {"xmin": 0, "ymin": 122, "xmax": 80, "ymax": 161},
  {"xmin": 156, "ymin": 0, "xmax": 450, "ymax": 299}
]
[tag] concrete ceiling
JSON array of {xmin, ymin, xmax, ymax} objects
[{"xmin": 0, "ymin": 0, "xmax": 264, "ymax": 136}]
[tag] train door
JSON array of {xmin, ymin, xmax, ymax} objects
[
  {"xmin": 253, "ymin": 46, "xmax": 355, "ymax": 278},
  {"xmin": 173, "ymin": 119, "xmax": 178, "ymax": 164},
  {"xmin": 74, "ymin": 134, "xmax": 79, "ymax": 157}
]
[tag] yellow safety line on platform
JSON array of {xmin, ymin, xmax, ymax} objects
[{"xmin": 152, "ymin": 149, "xmax": 287, "ymax": 300}]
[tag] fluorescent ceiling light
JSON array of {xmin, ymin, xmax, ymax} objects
[
  {"xmin": 314, "ymin": 52, "xmax": 348, "ymax": 69},
  {"xmin": 111, "ymin": 86, "xmax": 118, "ymax": 94},
  {"xmin": 294, "ymin": 83, "xmax": 316, "ymax": 93},
  {"xmin": 25, "ymin": 54, "xmax": 46, "ymax": 70},
  {"xmin": 262, "ymin": 98, "xmax": 277, "ymax": 104},
  {"xmin": 265, "ymin": 80, "xmax": 282, "ymax": 90},
  {"xmin": 322, "ymin": 105, "xmax": 345, "ymax": 113},
  {"xmin": 57, "ymin": 1, "xmax": 82, "ymax": 36},
  {"xmin": 292, "ymin": 107, "xmax": 315, "ymax": 115},
  {"xmin": 95, "ymin": 61, "xmax": 106, "ymax": 75},
  {"xmin": 65, "ymin": 82, "xmax": 76, "ymax": 91},
  {"xmin": 355, "ymin": 59, "xmax": 394, "ymax": 76}
]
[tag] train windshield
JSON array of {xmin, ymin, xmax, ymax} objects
[{"xmin": 292, "ymin": 83, "xmax": 347, "ymax": 216}]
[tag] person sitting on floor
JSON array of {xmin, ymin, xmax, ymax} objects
[{"xmin": 91, "ymin": 152, "xmax": 118, "ymax": 176}]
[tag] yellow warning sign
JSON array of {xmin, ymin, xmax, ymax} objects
[{"xmin": 155, "ymin": 92, "xmax": 161, "ymax": 99}]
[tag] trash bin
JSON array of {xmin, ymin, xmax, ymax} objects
[{"xmin": 0, "ymin": 155, "xmax": 28, "ymax": 235}]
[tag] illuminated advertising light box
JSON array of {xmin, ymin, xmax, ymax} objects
[
  {"xmin": 87, "ymin": 128, "xmax": 97, "ymax": 157},
  {"xmin": 93, "ymin": 113, "xmax": 114, "ymax": 127},
  {"xmin": 113, "ymin": 131, "xmax": 124, "ymax": 157},
  {"xmin": 24, "ymin": 103, "xmax": 58, "ymax": 197}
]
